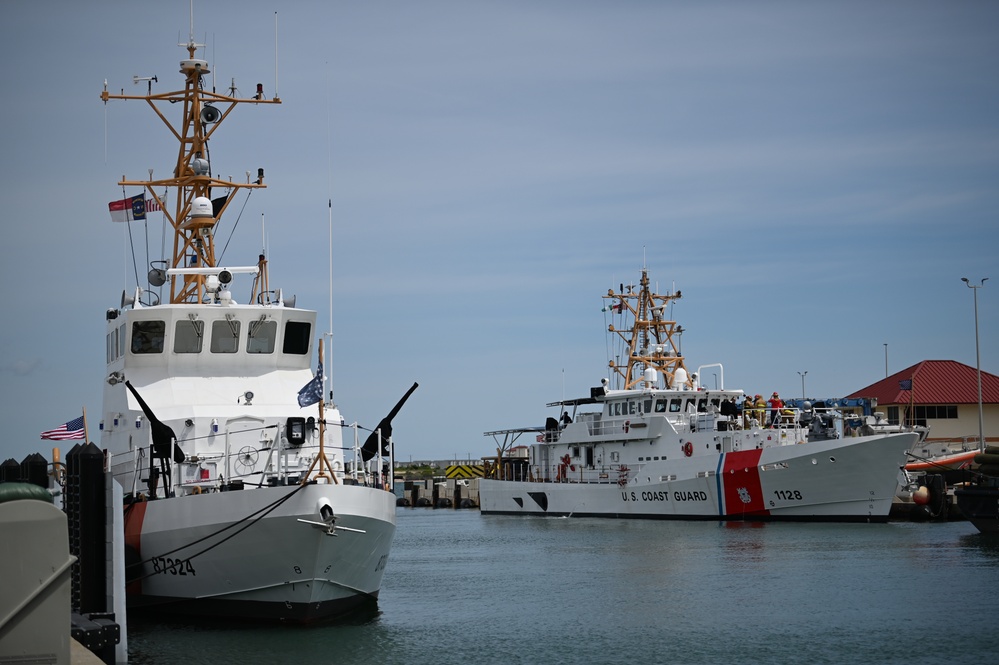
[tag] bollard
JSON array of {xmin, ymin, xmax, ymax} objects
[{"xmin": 66, "ymin": 442, "xmax": 108, "ymax": 614}]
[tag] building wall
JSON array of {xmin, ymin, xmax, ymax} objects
[{"xmin": 921, "ymin": 403, "xmax": 999, "ymax": 444}]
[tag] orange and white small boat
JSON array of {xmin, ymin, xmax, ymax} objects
[{"xmin": 905, "ymin": 450, "xmax": 978, "ymax": 472}]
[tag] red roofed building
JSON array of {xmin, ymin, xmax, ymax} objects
[{"xmin": 846, "ymin": 360, "xmax": 999, "ymax": 444}]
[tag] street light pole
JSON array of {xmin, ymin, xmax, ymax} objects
[
  {"xmin": 962, "ymin": 277, "xmax": 988, "ymax": 452},
  {"xmin": 797, "ymin": 370, "xmax": 808, "ymax": 400}
]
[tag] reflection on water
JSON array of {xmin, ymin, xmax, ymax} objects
[{"xmin": 128, "ymin": 510, "xmax": 999, "ymax": 665}]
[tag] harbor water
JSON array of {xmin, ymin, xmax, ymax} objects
[{"xmin": 128, "ymin": 508, "xmax": 999, "ymax": 664}]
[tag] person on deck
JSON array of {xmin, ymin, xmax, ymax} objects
[
  {"xmin": 767, "ymin": 392, "xmax": 784, "ymax": 427},
  {"xmin": 720, "ymin": 397, "xmax": 737, "ymax": 418},
  {"xmin": 741, "ymin": 396, "xmax": 754, "ymax": 427},
  {"xmin": 753, "ymin": 394, "xmax": 766, "ymax": 426}
]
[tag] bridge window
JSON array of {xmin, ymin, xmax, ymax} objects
[
  {"xmin": 131, "ymin": 320, "xmax": 165, "ymax": 354},
  {"xmin": 174, "ymin": 320, "xmax": 204, "ymax": 353},
  {"xmin": 247, "ymin": 320, "xmax": 277, "ymax": 354},
  {"xmin": 283, "ymin": 321, "xmax": 311, "ymax": 355},
  {"xmin": 211, "ymin": 319, "xmax": 241, "ymax": 353},
  {"xmin": 669, "ymin": 398, "xmax": 681, "ymax": 413}
]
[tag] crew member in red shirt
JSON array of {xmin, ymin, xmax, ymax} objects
[{"xmin": 767, "ymin": 392, "xmax": 784, "ymax": 427}]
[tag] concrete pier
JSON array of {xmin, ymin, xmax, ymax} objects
[{"xmin": 397, "ymin": 478, "xmax": 480, "ymax": 508}]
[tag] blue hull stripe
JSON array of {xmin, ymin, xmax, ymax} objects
[{"xmin": 715, "ymin": 453, "xmax": 725, "ymax": 516}]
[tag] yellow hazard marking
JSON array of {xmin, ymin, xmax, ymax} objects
[{"xmin": 445, "ymin": 464, "xmax": 484, "ymax": 479}]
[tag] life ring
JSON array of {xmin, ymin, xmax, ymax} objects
[
  {"xmin": 683, "ymin": 441, "xmax": 693, "ymax": 457},
  {"xmin": 624, "ymin": 420, "xmax": 631, "ymax": 433}
]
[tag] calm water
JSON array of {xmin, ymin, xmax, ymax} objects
[{"xmin": 128, "ymin": 509, "xmax": 999, "ymax": 665}]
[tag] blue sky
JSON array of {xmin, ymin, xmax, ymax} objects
[{"xmin": 1, "ymin": 1, "xmax": 996, "ymax": 466}]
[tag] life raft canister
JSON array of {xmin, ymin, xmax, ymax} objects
[{"xmin": 683, "ymin": 441, "xmax": 693, "ymax": 457}]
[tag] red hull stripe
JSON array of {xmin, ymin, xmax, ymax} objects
[
  {"xmin": 124, "ymin": 501, "xmax": 147, "ymax": 595},
  {"xmin": 719, "ymin": 449, "xmax": 769, "ymax": 518}
]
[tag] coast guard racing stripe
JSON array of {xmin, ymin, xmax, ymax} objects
[
  {"xmin": 123, "ymin": 501, "xmax": 147, "ymax": 594},
  {"xmin": 718, "ymin": 449, "xmax": 768, "ymax": 518}
]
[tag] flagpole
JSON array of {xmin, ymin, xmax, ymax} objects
[
  {"xmin": 82, "ymin": 406, "xmax": 90, "ymax": 444},
  {"xmin": 301, "ymin": 339, "xmax": 337, "ymax": 485},
  {"xmin": 908, "ymin": 377, "xmax": 914, "ymax": 429}
]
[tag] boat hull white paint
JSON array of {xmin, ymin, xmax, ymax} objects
[
  {"xmin": 480, "ymin": 433, "xmax": 917, "ymax": 522},
  {"xmin": 124, "ymin": 483, "xmax": 396, "ymax": 622}
]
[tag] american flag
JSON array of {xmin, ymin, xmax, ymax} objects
[
  {"xmin": 145, "ymin": 198, "xmax": 162, "ymax": 212},
  {"xmin": 297, "ymin": 360, "xmax": 324, "ymax": 407},
  {"xmin": 40, "ymin": 416, "xmax": 86, "ymax": 441}
]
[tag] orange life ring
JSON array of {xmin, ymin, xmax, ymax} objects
[{"xmin": 683, "ymin": 441, "xmax": 693, "ymax": 457}]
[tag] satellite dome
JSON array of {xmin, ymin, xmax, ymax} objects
[{"xmin": 190, "ymin": 196, "xmax": 213, "ymax": 218}]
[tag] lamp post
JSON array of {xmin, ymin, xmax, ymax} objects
[
  {"xmin": 797, "ymin": 370, "xmax": 808, "ymax": 400},
  {"xmin": 961, "ymin": 277, "xmax": 988, "ymax": 452}
]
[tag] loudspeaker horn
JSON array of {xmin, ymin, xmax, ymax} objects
[{"xmin": 201, "ymin": 105, "xmax": 221, "ymax": 124}]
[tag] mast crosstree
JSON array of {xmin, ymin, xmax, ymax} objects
[
  {"xmin": 604, "ymin": 269, "xmax": 687, "ymax": 390},
  {"xmin": 101, "ymin": 40, "xmax": 280, "ymax": 304}
]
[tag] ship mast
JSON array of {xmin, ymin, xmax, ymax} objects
[
  {"xmin": 604, "ymin": 269, "xmax": 687, "ymax": 390},
  {"xmin": 101, "ymin": 37, "xmax": 280, "ymax": 304}
]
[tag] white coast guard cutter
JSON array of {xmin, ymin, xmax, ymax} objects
[
  {"xmin": 99, "ymin": 24, "xmax": 413, "ymax": 622},
  {"xmin": 480, "ymin": 270, "xmax": 916, "ymax": 522}
]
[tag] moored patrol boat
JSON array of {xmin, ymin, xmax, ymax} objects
[
  {"xmin": 99, "ymin": 23, "xmax": 410, "ymax": 622},
  {"xmin": 480, "ymin": 270, "xmax": 917, "ymax": 522}
]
